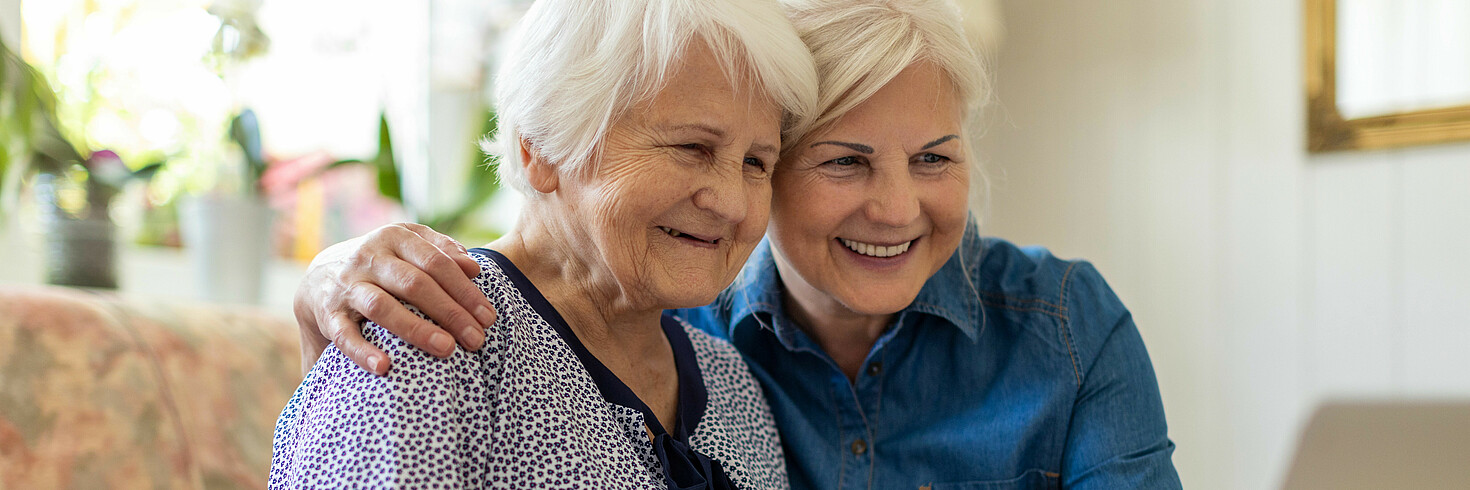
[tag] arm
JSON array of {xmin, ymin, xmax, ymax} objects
[
  {"xmin": 1061, "ymin": 312, "xmax": 1182, "ymax": 489},
  {"xmin": 295, "ymin": 223, "xmax": 497, "ymax": 375},
  {"xmin": 1059, "ymin": 263, "xmax": 1182, "ymax": 489}
]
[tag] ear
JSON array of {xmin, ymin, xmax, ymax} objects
[{"xmin": 520, "ymin": 138, "xmax": 558, "ymax": 194}]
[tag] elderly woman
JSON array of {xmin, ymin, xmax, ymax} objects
[
  {"xmin": 269, "ymin": 0, "xmax": 819, "ymax": 488},
  {"xmin": 291, "ymin": 0, "xmax": 1182, "ymax": 488}
]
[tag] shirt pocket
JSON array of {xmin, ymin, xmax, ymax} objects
[{"xmin": 924, "ymin": 469, "xmax": 1061, "ymax": 490}]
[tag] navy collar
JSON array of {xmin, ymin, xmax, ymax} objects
[
  {"xmin": 721, "ymin": 221, "xmax": 986, "ymax": 345},
  {"xmin": 475, "ymin": 248, "xmax": 708, "ymax": 440}
]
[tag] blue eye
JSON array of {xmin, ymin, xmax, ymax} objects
[
  {"xmin": 744, "ymin": 156, "xmax": 767, "ymax": 172},
  {"xmin": 918, "ymin": 153, "xmax": 950, "ymax": 164},
  {"xmin": 827, "ymin": 156, "xmax": 860, "ymax": 166}
]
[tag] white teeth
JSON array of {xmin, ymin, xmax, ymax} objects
[{"xmin": 840, "ymin": 238, "xmax": 912, "ymax": 258}]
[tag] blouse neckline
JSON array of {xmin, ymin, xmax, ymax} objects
[{"xmin": 474, "ymin": 247, "xmax": 708, "ymax": 441}]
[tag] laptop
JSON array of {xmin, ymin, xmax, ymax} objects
[{"xmin": 1281, "ymin": 400, "xmax": 1470, "ymax": 489}]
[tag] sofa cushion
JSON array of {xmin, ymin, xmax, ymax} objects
[{"xmin": 0, "ymin": 286, "xmax": 300, "ymax": 489}]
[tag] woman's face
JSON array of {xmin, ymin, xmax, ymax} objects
[
  {"xmin": 556, "ymin": 42, "xmax": 781, "ymax": 309},
  {"xmin": 768, "ymin": 61, "xmax": 970, "ymax": 317}
]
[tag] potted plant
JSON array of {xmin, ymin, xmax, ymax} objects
[
  {"xmin": 178, "ymin": 108, "xmax": 275, "ymax": 304},
  {"xmin": 2, "ymin": 34, "xmax": 160, "ymax": 288}
]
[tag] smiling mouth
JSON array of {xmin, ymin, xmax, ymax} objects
[
  {"xmin": 659, "ymin": 226, "xmax": 720, "ymax": 245},
  {"xmin": 839, "ymin": 238, "xmax": 913, "ymax": 258}
]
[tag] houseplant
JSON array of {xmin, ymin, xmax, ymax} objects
[{"xmin": 2, "ymin": 34, "xmax": 160, "ymax": 288}]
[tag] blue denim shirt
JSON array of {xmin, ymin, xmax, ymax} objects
[{"xmin": 675, "ymin": 224, "xmax": 1181, "ymax": 490}]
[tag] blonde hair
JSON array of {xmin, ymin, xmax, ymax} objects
[
  {"xmin": 781, "ymin": 0, "xmax": 992, "ymax": 211},
  {"xmin": 483, "ymin": 0, "xmax": 820, "ymax": 195}
]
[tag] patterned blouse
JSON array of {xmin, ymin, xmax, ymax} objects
[{"xmin": 270, "ymin": 249, "xmax": 788, "ymax": 489}]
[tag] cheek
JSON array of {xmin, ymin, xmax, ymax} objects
[
  {"xmin": 772, "ymin": 170, "xmax": 854, "ymax": 234},
  {"xmin": 747, "ymin": 181, "xmax": 773, "ymax": 227},
  {"xmin": 919, "ymin": 178, "xmax": 971, "ymax": 258}
]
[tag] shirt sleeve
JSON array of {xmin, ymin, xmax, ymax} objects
[
  {"xmin": 269, "ymin": 305, "xmax": 501, "ymax": 489},
  {"xmin": 1059, "ymin": 263, "xmax": 1183, "ymax": 489}
]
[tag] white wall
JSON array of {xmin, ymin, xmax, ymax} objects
[
  {"xmin": 979, "ymin": 1, "xmax": 1470, "ymax": 489},
  {"xmin": 2, "ymin": 0, "xmax": 18, "ymax": 46}
]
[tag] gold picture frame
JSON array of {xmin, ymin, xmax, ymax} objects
[{"xmin": 1306, "ymin": 0, "xmax": 1470, "ymax": 153}]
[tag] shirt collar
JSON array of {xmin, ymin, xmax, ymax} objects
[
  {"xmin": 722, "ymin": 238, "xmax": 794, "ymax": 346},
  {"xmin": 905, "ymin": 223, "xmax": 984, "ymax": 341},
  {"xmin": 722, "ymin": 223, "xmax": 986, "ymax": 344}
]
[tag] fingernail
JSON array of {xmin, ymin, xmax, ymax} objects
[
  {"xmin": 367, "ymin": 355, "xmax": 385, "ymax": 375},
  {"xmin": 468, "ymin": 328, "xmax": 486, "ymax": 351},
  {"xmin": 430, "ymin": 332, "xmax": 454, "ymax": 355},
  {"xmin": 474, "ymin": 305, "xmax": 496, "ymax": 328}
]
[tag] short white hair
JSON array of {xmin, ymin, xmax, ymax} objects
[
  {"xmin": 483, "ymin": 0, "xmax": 821, "ymax": 195},
  {"xmin": 780, "ymin": 0, "xmax": 992, "ymax": 210}
]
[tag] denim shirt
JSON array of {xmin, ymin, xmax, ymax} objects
[{"xmin": 674, "ymin": 224, "xmax": 1181, "ymax": 490}]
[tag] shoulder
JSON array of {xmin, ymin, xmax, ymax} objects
[
  {"xmin": 972, "ymin": 238, "xmax": 1130, "ymax": 375},
  {"xmin": 678, "ymin": 316, "xmax": 756, "ymax": 393},
  {"xmin": 281, "ymin": 251, "xmax": 522, "ymax": 440},
  {"xmin": 272, "ymin": 319, "xmax": 499, "ymax": 486},
  {"xmin": 677, "ymin": 317, "xmax": 788, "ymax": 488},
  {"xmin": 972, "ymin": 237, "xmax": 1090, "ymax": 304}
]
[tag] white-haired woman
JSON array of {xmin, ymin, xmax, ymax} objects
[
  {"xmin": 290, "ymin": 0, "xmax": 1182, "ymax": 488},
  {"xmin": 268, "ymin": 0, "xmax": 818, "ymax": 488}
]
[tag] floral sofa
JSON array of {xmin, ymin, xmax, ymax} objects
[{"xmin": 0, "ymin": 285, "xmax": 302, "ymax": 489}]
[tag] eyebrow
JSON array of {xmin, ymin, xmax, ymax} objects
[
  {"xmin": 922, "ymin": 134, "xmax": 960, "ymax": 149},
  {"xmin": 809, "ymin": 140, "xmax": 874, "ymax": 154},
  {"xmin": 809, "ymin": 135, "xmax": 959, "ymax": 154},
  {"xmin": 666, "ymin": 123, "xmax": 727, "ymax": 139}
]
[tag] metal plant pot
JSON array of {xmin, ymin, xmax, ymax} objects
[{"xmin": 33, "ymin": 173, "xmax": 118, "ymax": 289}]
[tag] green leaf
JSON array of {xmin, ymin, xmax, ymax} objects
[
  {"xmin": 130, "ymin": 161, "xmax": 165, "ymax": 181},
  {"xmin": 372, "ymin": 113, "xmax": 401, "ymax": 203},
  {"xmin": 421, "ymin": 107, "xmax": 501, "ymax": 233},
  {"xmin": 229, "ymin": 108, "xmax": 266, "ymax": 191}
]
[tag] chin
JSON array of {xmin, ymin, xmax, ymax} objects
[
  {"xmin": 653, "ymin": 275, "xmax": 725, "ymax": 308},
  {"xmin": 837, "ymin": 285, "xmax": 922, "ymax": 316}
]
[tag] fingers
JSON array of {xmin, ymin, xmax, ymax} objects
[
  {"xmin": 347, "ymin": 281, "xmax": 462, "ymax": 358},
  {"xmin": 366, "ymin": 254, "xmax": 488, "ymax": 352},
  {"xmin": 326, "ymin": 312, "xmax": 391, "ymax": 375},
  {"xmin": 394, "ymin": 224, "xmax": 498, "ymax": 338},
  {"xmin": 402, "ymin": 223, "xmax": 480, "ymax": 279}
]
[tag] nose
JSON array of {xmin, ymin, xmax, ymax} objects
[
  {"xmin": 865, "ymin": 165, "xmax": 920, "ymax": 227},
  {"xmin": 692, "ymin": 162, "xmax": 749, "ymax": 224}
]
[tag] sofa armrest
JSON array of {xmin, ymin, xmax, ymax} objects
[{"xmin": 0, "ymin": 285, "xmax": 301, "ymax": 489}]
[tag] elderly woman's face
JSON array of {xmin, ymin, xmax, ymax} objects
[
  {"xmin": 768, "ymin": 61, "xmax": 970, "ymax": 316},
  {"xmin": 559, "ymin": 43, "xmax": 781, "ymax": 308}
]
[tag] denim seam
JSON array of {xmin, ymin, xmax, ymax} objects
[
  {"xmin": 834, "ymin": 375, "xmax": 847, "ymax": 490},
  {"xmin": 1058, "ymin": 262, "xmax": 1083, "ymax": 386}
]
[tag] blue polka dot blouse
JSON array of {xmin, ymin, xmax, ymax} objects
[{"xmin": 270, "ymin": 249, "xmax": 788, "ymax": 489}]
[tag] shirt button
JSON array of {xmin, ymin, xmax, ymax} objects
[
  {"xmin": 850, "ymin": 438, "xmax": 868, "ymax": 455},
  {"xmin": 866, "ymin": 362, "xmax": 883, "ymax": 377}
]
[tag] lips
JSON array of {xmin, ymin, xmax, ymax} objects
[
  {"xmin": 839, "ymin": 237, "xmax": 913, "ymax": 258},
  {"xmin": 659, "ymin": 226, "xmax": 720, "ymax": 245}
]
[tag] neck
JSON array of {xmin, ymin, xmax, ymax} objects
[
  {"xmin": 491, "ymin": 205, "xmax": 665, "ymax": 352},
  {"xmin": 773, "ymin": 262, "xmax": 892, "ymax": 381}
]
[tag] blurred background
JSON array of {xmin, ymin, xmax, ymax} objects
[
  {"xmin": 2, "ymin": 0, "xmax": 1468, "ymax": 488},
  {"xmin": 2, "ymin": 0, "xmax": 528, "ymax": 311}
]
